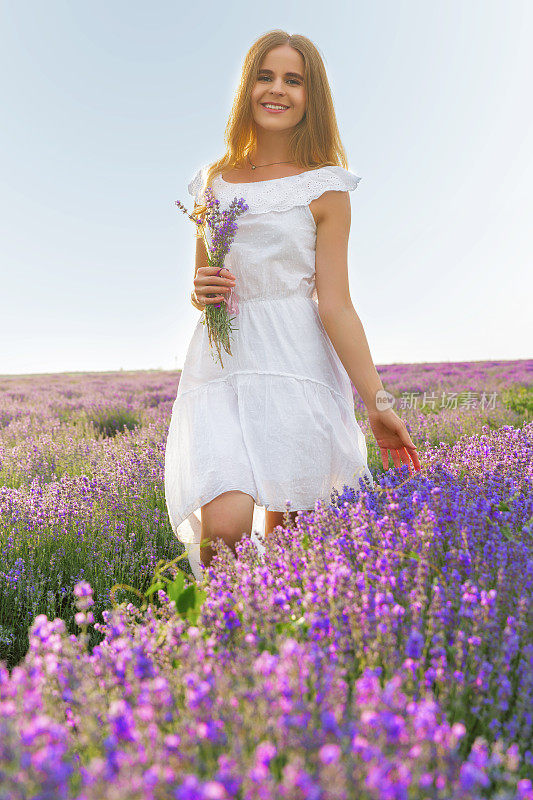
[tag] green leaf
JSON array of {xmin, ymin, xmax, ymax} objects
[
  {"xmin": 166, "ymin": 572, "xmax": 187, "ymax": 604},
  {"xmin": 176, "ymin": 584, "xmax": 196, "ymax": 615}
]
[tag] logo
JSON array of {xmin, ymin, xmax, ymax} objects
[{"xmin": 375, "ymin": 389, "xmax": 395, "ymax": 411}]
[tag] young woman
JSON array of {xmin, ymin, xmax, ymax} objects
[{"xmin": 165, "ymin": 29, "xmax": 420, "ymax": 577}]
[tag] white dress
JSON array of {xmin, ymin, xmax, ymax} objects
[{"xmin": 164, "ymin": 164, "xmax": 374, "ymax": 579}]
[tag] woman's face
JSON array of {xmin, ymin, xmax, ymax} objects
[{"xmin": 250, "ymin": 45, "xmax": 306, "ymax": 132}]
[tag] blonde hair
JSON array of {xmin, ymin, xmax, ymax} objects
[{"xmin": 194, "ymin": 29, "xmax": 351, "ymax": 214}]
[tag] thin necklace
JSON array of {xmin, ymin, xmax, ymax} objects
[{"xmin": 247, "ymin": 153, "xmax": 295, "ymax": 171}]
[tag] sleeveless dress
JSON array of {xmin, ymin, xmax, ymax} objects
[{"xmin": 164, "ymin": 164, "xmax": 375, "ymax": 579}]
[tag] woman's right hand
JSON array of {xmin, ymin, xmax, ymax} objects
[{"xmin": 193, "ymin": 266, "xmax": 236, "ymax": 306}]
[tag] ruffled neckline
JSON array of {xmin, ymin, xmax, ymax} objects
[
  {"xmin": 189, "ymin": 164, "xmax": 362, "ymax": 216},
  {"xmin": 217, "ymin": 166, "xmax": 330, "ymax": 186}
]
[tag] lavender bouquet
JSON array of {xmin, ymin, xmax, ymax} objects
[{"xmin": 175, "ymin": 187, "xmax": 248, "ymax": 368}]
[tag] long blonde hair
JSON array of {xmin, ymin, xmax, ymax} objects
[{"xmin": 194, "ymin": 29, "xmax": 351, "ymax": 213}]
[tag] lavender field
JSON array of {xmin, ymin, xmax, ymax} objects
[{"xmin": 0, "ymin": 359, "xmax": 532, "ymax": 798}]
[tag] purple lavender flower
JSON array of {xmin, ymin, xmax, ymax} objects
[{"xmin": 174, "ymin": 187, "xmax": 248, "ymax": 368}]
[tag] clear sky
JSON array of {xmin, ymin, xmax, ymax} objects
[{"xmin": 1, "ymin": 0, "xmax": 531, "ymax": 376}]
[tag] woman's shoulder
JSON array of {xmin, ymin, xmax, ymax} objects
[
  {"xmin": 297, "ymin": 165, "xmax": 362, "ymax": 193},
  {"xmin": 187, "ymin": 164, "xmax": 212, "ymax": 203}
]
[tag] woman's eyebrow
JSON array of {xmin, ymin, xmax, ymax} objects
[{"xmin": 258, "ymin": 68, "xmax": 304, "ymax": 81}]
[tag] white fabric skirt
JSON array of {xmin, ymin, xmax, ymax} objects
[{"xmin": 164, "ymin": 295, "xmax": 374, "ymax": 581}]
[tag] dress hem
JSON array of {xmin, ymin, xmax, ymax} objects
[{"xmin": 169, "ymin": 485, "xmax": 323, "ymax": 546}]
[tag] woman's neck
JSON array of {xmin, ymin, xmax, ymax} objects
[{"xmin": 248, "ymin": 132, "xmax": 294, "ymax": 167}]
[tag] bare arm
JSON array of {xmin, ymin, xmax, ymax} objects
[
  {"xmin": 313, "ymin": 190, "xmax": 384, "ymax": 412},
  {"xmin": 312, "ymin": 190, "xmax": 421, "ymax": 474}
]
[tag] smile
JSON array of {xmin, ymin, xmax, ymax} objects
[{"xmin": 261, "ymin": 103, "xmax": 289, "ymax": 113}]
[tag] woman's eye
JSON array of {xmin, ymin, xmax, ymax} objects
[{"xmin": 257, "ymin": 76, "xmax": 300, "ymax": 86}]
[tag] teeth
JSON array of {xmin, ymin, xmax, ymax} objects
[{"xmin": 263, "ymin": 103, "xmax": 287, "ymax": 110}]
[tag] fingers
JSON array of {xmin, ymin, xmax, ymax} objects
[
  {"xmin": 195, "ymin": 281, "xmax": 235, "ymax": 294},
  {"xmin": 399, "ymin": 426, "xmax": 421, "ymax": 473},
  {"xmin": 201, "ymin": 291, "xmax": 231, "ymax": 305},
  {"xmin": 216, "ymin": 267, "xmax": 236, "ymax": 280},
  {"xmin": 405, "ymin": 445, "xmax": 421, "ymax": 472},
  {"xmin": 398, "ymin": 420, "xmax": 421, "ymax": 473},
  {"xmin": 194, "ymin": 268, "xmax": 236, "ymax": 306},
  {"xmin": 202, "ymin": 286, "xmax": 232, "ymax": 296},
  {"xmin": 392, "ymin": 445, "xmax": 420, "ymax": 475},
  {"xmin": 398, "ymin": 446, "xmax": 416, "ymax": 475},
  {"xmin": 380, "ymin": 446, "xmax": 400, "ymax": 471},
  {"xmin": 391, "ymin": 446, "xmax": 420, "ymax": 475},
  {"xmin": 390, "ymin": 448, "xmax": 404, "ymax": 471},
  {"xmin": 380, "ymin": 445, "xmax": 421, "ymax": 475},
  {"xmin": 197, "ymin": 266, "xmax": 237, "ymax": 281},
  {"xmin": 192, "ymin": 289, "xmax": 225, "ymax": 306}
]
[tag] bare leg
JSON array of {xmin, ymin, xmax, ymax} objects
[
  {"xmin": 200, "ymin": 490, "xmax": 255, "ymax": 568},
  {"xmin": 264, "ymin": 508, "xmax": 313, "ymax": 547}
]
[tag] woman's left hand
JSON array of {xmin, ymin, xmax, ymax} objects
[{"xmin": 367, "ymin": 408, "xmax": 421, "ymax": 475}]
